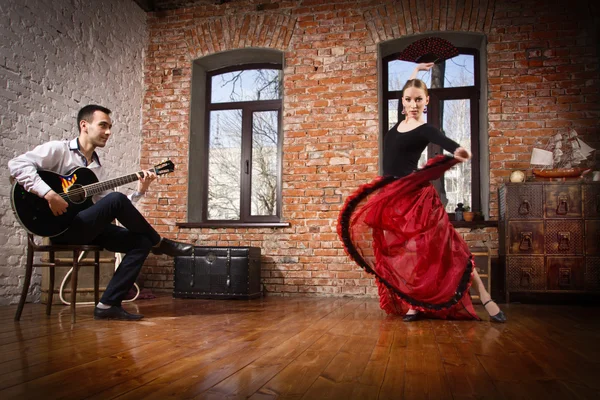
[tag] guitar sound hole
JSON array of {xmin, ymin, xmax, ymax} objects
[{"xmin": 66, "ymin": 184, "xmax": 87, "ymax": 203}]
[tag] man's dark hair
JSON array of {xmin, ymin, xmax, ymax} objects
[{"xmin": 77, "ymin": 104, "xmax": 111, "ymax": 132}]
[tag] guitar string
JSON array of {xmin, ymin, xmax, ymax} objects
[
  {"xmin": 58, "ymin": 173, "xmax": 141, "ymax": 198},
  {"xmin": 58, "ymin": 168, "xmax": 167, "ymax": 199}
]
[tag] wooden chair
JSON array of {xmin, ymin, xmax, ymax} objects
[
  {"xmin": 15, "ymin": 234, "xmax": 105, "ymax": 324},
  {"xmin": 469, "ymin": 246, "xmax": 491, "ymax": 304}
]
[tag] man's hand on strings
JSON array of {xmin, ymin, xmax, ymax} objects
[
  {"xmin": 137, "ymin": 170, "xmax": 157, "ymax": 194},
  {"xmin": 45, "ymin": 190, "xmax": 69, "ymax": 216}
]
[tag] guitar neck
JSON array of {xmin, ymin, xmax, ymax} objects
[{"xmin": 85, "ymin": 172, "xmax": 143, "ymax": 196}]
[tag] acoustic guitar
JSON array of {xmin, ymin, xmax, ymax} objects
[{"xmin": 10, "ymin": 160, "xmax": 174, "ymax": 237}]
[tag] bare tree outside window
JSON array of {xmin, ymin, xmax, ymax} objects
[
  {"xmin": 206, "ymin": 67, "xmax": 282, "ymax": 222},
  {"xmin": 212, "ymin": 69, "xmax": 282, "ymax": 103},
  {"xmin": 437, "ymin": 56, "xmax": 474, "ymax": 212},
  {"xmin": 251, "ymin": 111, "xmax": 278, "ymax": 216},
  {"xmin": 442, "ymin": 99, "xmax": 472, "ymax": 211},
  {"xmin": 208, "ymin": 110, "xmax": 242, "ymax": 220}
]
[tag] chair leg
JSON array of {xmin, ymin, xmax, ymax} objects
[
  {"xmin": 46, "ymin": 251, "xmax": 55, "ymax": 316},
  {"xmin": 94, "ymin": 250, "xmax": 100, "ymax": 305},
  {"xmin": 14, "ymin": 241, "xmax": 35, "ymax": 321},
  {"xmin": 71, "ymin": 251, "xmax": 79, "ymax": 324}
]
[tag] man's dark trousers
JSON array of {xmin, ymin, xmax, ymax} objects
[{"xmin": 52, "ymin": 192, "xmax": 161, "ymax": 305}]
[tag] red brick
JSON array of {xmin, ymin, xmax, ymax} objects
[{"xmin": 137, "ymin": 0, "xmax": 599, "ymax": 298}]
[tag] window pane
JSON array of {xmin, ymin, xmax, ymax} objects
[
  {"xmin": 441, "ymin": 99, "xmax": 471, "ymax": 212},
  {"xmin": 251, "ymin": 111, "xmax": 279, "ymax": 216},
  {"xmin": 418, "ymin": 111, "xmax": 428, "ymax": 168},
  {"xmin": 211, "ymin": 69, "xmax": 282, "ymax": 103},
  {"xmin": 388, "ymin": 60, "xmax": 430, "ymax": 90},
  {"xmin": 443, "ymin": 54, "xmax": 474, "ymax": 87},
  {"xmin": 388, "ymin": 99, "xmax": 399, "ymax": 128},
  {"xmin": 388, "ymin": 54, "xmax": 474, "ymax": 91},
  {"xmin": 207, "ymin": 110, "xmax": 241, "ymax": 220}
]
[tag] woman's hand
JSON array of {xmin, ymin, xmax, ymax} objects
[
  {"xmin": 416, "ymin": 62, "xmax": 434, "ymax": 71},
  {"xmin": 453, "ymin": 147, "xmax": 471, "ymax": 162},
  {"xmin": 409, "ymin": 62, "xmax": 435, "ymax": 79}
]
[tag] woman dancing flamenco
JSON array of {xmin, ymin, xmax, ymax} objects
[{"xmin": 338, "ymin": 63, "xmax": 506, "ymax": 323}]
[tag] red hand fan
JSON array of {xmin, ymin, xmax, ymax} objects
[{"xmin": 397, "ymin": 37, "xmax": 459, "ymax": 64}]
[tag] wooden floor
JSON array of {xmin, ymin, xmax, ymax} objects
[{"xmin": 1, "ymin": 296, "xmax": 599, "ymax": 400}]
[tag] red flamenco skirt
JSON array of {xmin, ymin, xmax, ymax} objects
[{"xmin": 338, "ymin": 155, "xmax": 480, "ymax": 320}]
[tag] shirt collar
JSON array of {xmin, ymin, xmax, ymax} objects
[{"xmin": 69, "ymin": 138, "xmax": 101, "ymax": 166}]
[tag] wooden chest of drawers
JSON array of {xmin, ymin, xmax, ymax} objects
[{"xmin": 499, "ymin": 182, "xmax": 600, "ymax": 302}]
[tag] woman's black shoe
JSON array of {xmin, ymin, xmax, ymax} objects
[
  {"xmin": 483, "ymin": 299, "xmax": 507, "ymax": 323},
  {"xmin": 489, "ymin": 310, "xmax": 507, "ymax": 323},
  {"xmin": 403, "ymin": 313, "xmax": 419, "ymax": 322}
]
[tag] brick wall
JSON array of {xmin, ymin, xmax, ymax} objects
[
  {"xmin": 0, "ymin": 0, "xmax": 147, "ymax": 305},
  {"xmin": 486, "ymin": 0, "xmax": 600, "ymax": 216},
  {"xmin": 1, "ymin": 0, "xmax": 598, "ymax": 303},
  {"xmin": 139, "ymin": 0, "xmax": 598, "ymax": 296}
]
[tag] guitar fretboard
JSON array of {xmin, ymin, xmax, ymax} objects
[{"xmin": 84, "ymin": 172, "xmax": 142, "ymax": 196}]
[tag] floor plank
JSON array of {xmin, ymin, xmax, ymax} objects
[{"xmin": 0, "ymin": 296, "xmax": 599, "ymax": 399}]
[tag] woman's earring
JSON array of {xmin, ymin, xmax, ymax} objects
[
  {"xmin": 401, "ymin": 108, "xmax": 406, "ymax": 115},
  {"xmin": 423, "ymin": 106, "xmax": 428, "ymax": 114}
]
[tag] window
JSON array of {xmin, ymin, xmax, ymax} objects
[
  {"xmin": 185, "ymin": 49, "xmax": 287, "ymax": 228},
  {"xmin": 382, "ymin": 36, "xmax": 486, "ymax": 215},
  {"xmin": 205, "ymin": 65, "xmax": 282, "ymax": 223}
]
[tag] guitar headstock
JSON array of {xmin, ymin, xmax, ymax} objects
[{"xmin": 153, "ymin": 160, "xmax": 175, "ymax": 176}]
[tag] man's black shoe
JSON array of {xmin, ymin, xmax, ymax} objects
[
  {"xmin": 152, "ymin": 238, "xmax": 193, "ymax": 257},
  {"xmin": 94, "ymin": 306, "xmax": 144, "ymax": 321}
]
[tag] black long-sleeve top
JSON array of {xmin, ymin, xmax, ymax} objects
[{"xmin": 383, "ymin": 123, "xmax": 460, "ymax": 178}]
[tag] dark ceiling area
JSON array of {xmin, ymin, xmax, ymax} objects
[{"xmin": 133, "ymin": 0, "xmax": 231, "ymax": 12}]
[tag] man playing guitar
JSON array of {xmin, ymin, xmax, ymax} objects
[{"xmin": 8, "ymin": 104, "xmax": 193, "ymax": 321}]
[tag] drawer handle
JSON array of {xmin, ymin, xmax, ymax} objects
[
  {"xmin": 518, "ymin": 199, "xmax": 531, "ymax": 215},
  {"xmin": 556, "ymin": 195, "xmax": 569, "ymax": 215},
  {"xmin": 519, "ymin": 232, "xmax": 533, "ymax": 251},
  {"xmin": 559, "ymin": 267, "xmax": 571, "ymax": 287},
  {"xmin": 557, "ymin": 232, "xmax": 571, "ymax": 251},
  {"xmin": 520, "ymin": 267, "xmax": 533, "ymax": 288},
  {"xmin": 207, "ymin": 252, "xmax": 216, "ymax": 263}
]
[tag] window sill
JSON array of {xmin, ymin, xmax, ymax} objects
[
  {"xmin": 177, "ymin": 222, "xmax": 291, "ymax": 229},
  {"xmin": 451, "ymin": 220, "xmax": 498, "ymax": 228},
  {"xmin": 178, "ymin": 221, "xmax": 495, "ymax": 229}
]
